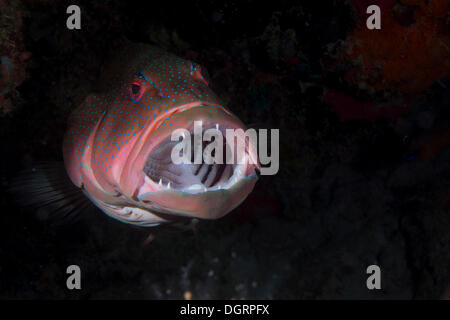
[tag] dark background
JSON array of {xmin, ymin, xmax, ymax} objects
[{"xmin": 0, "ymin": 0, "xmax": 449, "ymax": 299}]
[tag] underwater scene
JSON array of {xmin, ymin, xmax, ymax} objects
[{"xmin": 0, "ymin": 0, "xmax": 449, "ymax": 300}]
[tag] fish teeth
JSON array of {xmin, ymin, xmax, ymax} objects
[
  {"xmin": 158, "ymin": 178, "xmax": 162, "ymax": 186},
  {"xmin": 167, "ymin": 182, "xmax": 171, "ymax": 189},
  {"xmin": 215, "ymin": 123, "xmax": 219, "ymax": 130},
  {"xmin": 186, "ymin": 184, "xmax": 203, "ymax": 192}
]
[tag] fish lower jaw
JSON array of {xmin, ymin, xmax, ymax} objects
[{"xmin": 139, "ymin": 154, "xmax": 250, "ymax": 196}]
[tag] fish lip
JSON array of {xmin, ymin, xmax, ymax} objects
[
  {"xmin": 158, "ymin": 101, "xmax": 234, "ymax": 121},
  {"xmin": 133, "ymin": 101, "xmax": 236, "ymax": 161}
]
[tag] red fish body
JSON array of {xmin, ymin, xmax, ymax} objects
[{"xmin": 63, "ymin": 44, "xmax": 259, "ymax": 226}]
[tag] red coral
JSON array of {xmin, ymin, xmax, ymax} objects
[{"xmin": 339, "ymin": 0, "xmax": 450, "ymax": 94}]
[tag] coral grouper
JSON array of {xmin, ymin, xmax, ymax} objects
[{"xmin": 16, "ymin": 43, "xmax": 260, "ymax": 227}]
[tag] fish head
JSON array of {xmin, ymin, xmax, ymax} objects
[{"xmin": 66, "ymin": 45, "xmax": 259, "ymax": 226}]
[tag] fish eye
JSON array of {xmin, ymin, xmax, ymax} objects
[
  {"xmin": 129, "ymin": 80, "xmax": 144, "ymax": 103},
  {"xmin": 131, "ymin": 84, "xmax": 140, "ymax": 94}
]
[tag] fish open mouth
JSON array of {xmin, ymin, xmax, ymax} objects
[
  {"xmin": 140, "ymin": 126, "xmax": 253, "ymax": 194},
  {"xmin": 139, "ymin": 123, "xmax": 256, "ymax": 193}
]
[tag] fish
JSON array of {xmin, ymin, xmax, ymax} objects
[{"xmin": 13, "ymin": 43, "xmax": 259, "ymax": 227}]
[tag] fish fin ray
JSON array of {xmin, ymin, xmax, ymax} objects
[{"xmin": 9, "ymin": 161, "xmax": 94, "ymax": 226}]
